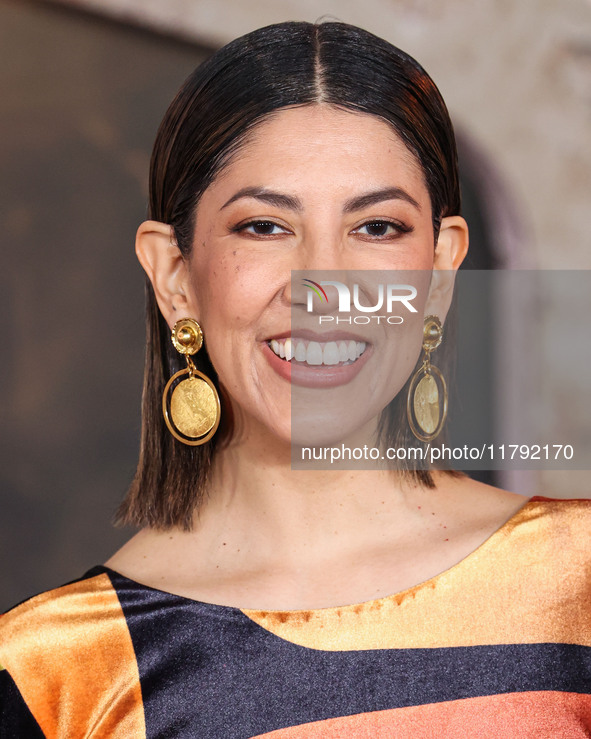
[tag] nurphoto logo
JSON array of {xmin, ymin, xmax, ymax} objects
[{"xmin": 303, "ymin": 279, "xmax": 418, "ymax": 325}]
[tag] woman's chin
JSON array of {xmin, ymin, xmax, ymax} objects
[
  {"xmin": 247, "ymin": 417, "xmax": 375, "ymax": 453},
  {"xmin": 290, "ymin": 421, "xmax": 377, "ymax": 451}
]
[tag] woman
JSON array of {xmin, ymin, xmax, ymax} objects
[{"xmin": 1, "ymin": 20, "xmax": 590, "ymax": 738}]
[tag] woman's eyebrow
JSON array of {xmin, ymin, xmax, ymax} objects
[
  {"xmin": 221, "ymin": 187, "xmax": 303, "ymax": 211},
  {"xmin": 220, "ymin": 185, "xmax": 421, "ymax": 213},
  {"xmin": 343, "ymin": 187, "xmax": 421, "ymax": 213}
]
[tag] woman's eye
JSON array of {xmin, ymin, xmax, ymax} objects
[
  {"xmin": 236, "ymin": 220, "xmax": 289, "ymax": 236},
  {"xmin": 353, "ymin": 220, "xmax": 411, "ymax": 238}
]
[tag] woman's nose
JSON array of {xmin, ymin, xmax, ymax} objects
[
  {"xmin": 283, "ymin": 253, "xmax": 351, "ymax": 313},
  {"xmin": 297, "ymin": 232, "xmax": 346, "ymax": 273}
]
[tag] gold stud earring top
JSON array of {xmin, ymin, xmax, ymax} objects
[
  {"xmin": 171, "ymin": 318, "xmax": 203, "ymax": 356},
  {"xmin": 422, "ymin": 315, "xmax": 443, "ymax": 352}
]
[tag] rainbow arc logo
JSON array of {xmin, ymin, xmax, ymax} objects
[{"xmin": 302, "ymin": 278, "xmax": 328, "ymax": 302}]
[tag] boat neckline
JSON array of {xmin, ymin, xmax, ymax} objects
[{"xmin": 92, "ymin": 494, "xmax": 549, "ymax": 615}]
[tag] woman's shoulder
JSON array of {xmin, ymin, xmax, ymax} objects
[
  {"xmin": 526, "ymin": 493, "xmax": 591, "ymax": 512},
  {"xmin": 441, "ymin": 472, "xmax": 591, "ymax": 544},
  {"xmin": 515, "ymin": 494, "xmax": 591, "ymax": 540},
  {"xmin": 466, "ymin": 494, "xmax": 591, "ymax": 626},
  {"xmin": 471, "ymin": 492, "xmax": 591, "ymax": 566},
  {"xmin": 434, "ymin": 474, "xmax": 591, "ymax": 561},
  {"xmin": 1, "ymin": 565, "xmax": 114, "ymax": 643},
  {"xmin": 0, "ymin": 565, "xmax": 121, "ymax": 690},
  {"xmin": 512, "ymin": 494, "xmax": 591, "ymax": 572},
  {"xmin": 0, "ymin": 565, "xmax": 146, "ymax": 737},
  {"xmin": 431, "ymin": 482, "xmax": 591, "ymax": 608}
]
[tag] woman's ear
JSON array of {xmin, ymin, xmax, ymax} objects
[
  {"xmin": 424, "ymin": 215, "xmax": 469, "ymax": 321},
  {"xmin": 135, "ymin": 220, "xmax": 197, "ymax": 329}
]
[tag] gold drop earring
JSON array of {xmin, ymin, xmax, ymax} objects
[
  {"xmin": 162, "ymin": 318, "xmax": 221, "ymax": 445},
  {"xmin": 406, "ymin": 315, "xmax": 448, "ymax": 442}
]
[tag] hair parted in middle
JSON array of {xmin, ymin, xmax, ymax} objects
[{"xmin": 116, "ymin": 20, "xmax": 463, "ymax": 532}]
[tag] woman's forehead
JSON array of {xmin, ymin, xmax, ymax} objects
[{"xmin": 205, "ymin": 104, "xmax": 429, "ymax": 204}]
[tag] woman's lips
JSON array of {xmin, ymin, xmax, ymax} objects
[{"xmin": 262, "ymin": 336, "xmax": 372, "ymax": 388}]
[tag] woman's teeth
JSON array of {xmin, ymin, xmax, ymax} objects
[{"xmin": 269, "ymin": 338, "xmax": 366, "ymax": 365}]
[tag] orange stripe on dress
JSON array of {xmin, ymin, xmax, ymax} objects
[
  {"xmin": 0, "ymin": 573, "xmax": 145, "ymax": 738},
  {"xmin": 242, "ymin": 497, "xmax": 591, "ymax": 650},
  {"xmin": 253, "ymin": 691, "xmax": 591, "ymax": 738}
]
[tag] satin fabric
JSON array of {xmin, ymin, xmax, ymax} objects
[{"xmin": 1, "ymin": 495, "xmax": 590, "ymax": 738}]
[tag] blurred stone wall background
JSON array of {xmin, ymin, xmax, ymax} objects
[
  {"xmin": 1, "ymin": 0, "xmax": 590, "ymax": 610},
  {"xmin": 0, "ymin": 0, "xmax": 212, "ymax": 609}
]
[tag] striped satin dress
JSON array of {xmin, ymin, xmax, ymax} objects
[{"xmin": 1, "ymin": 496, "xmax": 590, "ymax": 737}]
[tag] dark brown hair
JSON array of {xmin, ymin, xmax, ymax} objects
[{"xmin": 116, "ymin": 21, "xmax": 464, "ymax": 531}]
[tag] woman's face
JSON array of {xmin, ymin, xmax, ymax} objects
[{"xmin": 144, "ymin": 104, "xmax": 467, "ymax": 447}]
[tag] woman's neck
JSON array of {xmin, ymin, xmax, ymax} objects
[
  {"xmin": 195, "ymin": 422, "xmax": 428, "ymax": 569},
  {"xmin": 105, "ymin": 418, "xmax": 526, "ymax": 609}
]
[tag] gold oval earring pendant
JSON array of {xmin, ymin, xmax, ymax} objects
[
  {"xmin": 413, "ymin": 371, "xmax": 440, "ymax": 435},
  {"xmin": 163, "ymin": 368, "xmax": 221, "ymax": 445},
  {"xmin": 406, "ymin": 365, "xmax": 448, "ymax": 442}
]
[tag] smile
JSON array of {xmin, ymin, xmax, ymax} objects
[
  {"xmin": 263, "ymin": 331, "xmax": 372, "ymax": 388},
  {"xmin": 268, "ymin": 338, "xmax": 367, "ymax": 366}
]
